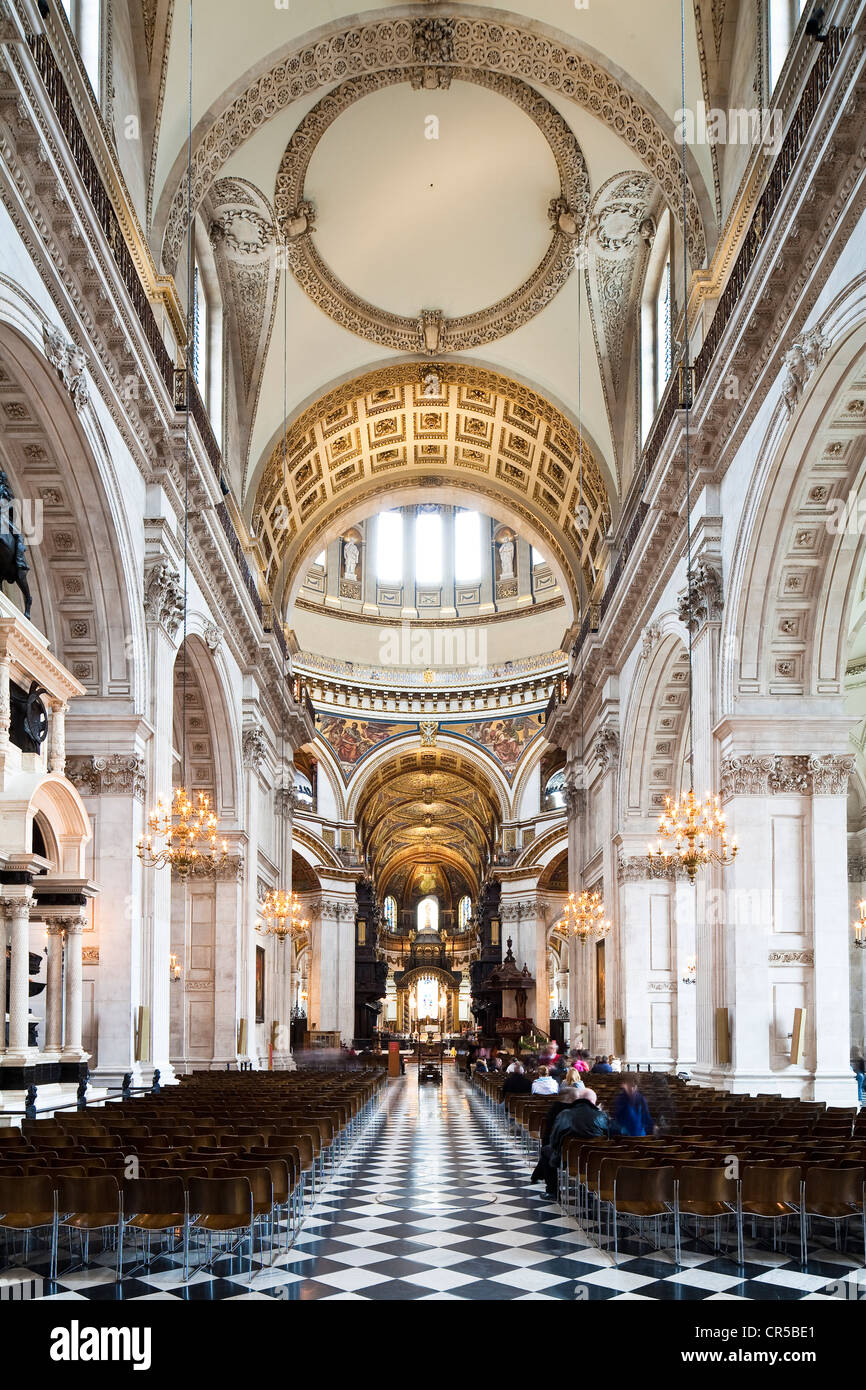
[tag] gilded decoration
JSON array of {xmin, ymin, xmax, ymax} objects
[
  {"xmin": 161, "ymin": 16, "xmax": 707, "ymax": 274},
  {"xmin": 253, "ymin": 363, "xmax": 611, "ymax": 608}
]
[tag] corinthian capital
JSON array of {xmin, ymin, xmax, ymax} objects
[
  {"xmin": 677, "ymin": 562, "xmax": 723, "ymax": 632},
  {"xmin": 144, "ymin": 559, "xmax": 184, "ymax": 637}
]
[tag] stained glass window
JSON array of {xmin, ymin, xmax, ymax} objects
[
  {"xmin": 383, "ymin": 895, "xmax": 396, "ymax": 931},
  {"xmin": 458, "ymin": 895, "xmax": 471, "ymax": 931}
]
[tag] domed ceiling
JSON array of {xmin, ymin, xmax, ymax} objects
[{"xmin": 137, "ymin": 1, "xmax": 718, "ymax": 569}]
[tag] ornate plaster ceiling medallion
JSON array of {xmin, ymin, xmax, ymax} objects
[
  {"xmin": 274, "ymin": 68, "xmax": 589, "ymax": 353},
  {"xmin": 160, "ymin": 16, "xmax": 708, "ymax": 277}
]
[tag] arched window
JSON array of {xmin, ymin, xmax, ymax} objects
[
  {"xmin": 63, "ymin": 0, "xmax": 102, "ymax": 101},
  {"xmin": 415, "ymin": 510, "xmax": 443, "ymax": 585},
  {"xmin": 458, "ymin": 895, "xmax": 471, "ymax": 931},
  {"xmin": 383, "ymin": 895, "xmax": 396, "ymax": 932},
  {"xmin": 769, "ymin": 0, "xmax": 806, "ymax": 92},
  {"xmin": 376, "ymin": 511, "xmax": 402, "ymax": 583},
  {"xmin": 640, "ymin": 207, "xmax": 673, "ymax": 442},
  {"xmin": 190, "ymin": 228, "xmax": 224, "ymax": 444},
  {"xmin": 454, "ymin": 510, "xmax": 481, "ymax": 582},
  {"xmin": 417, "ymin": 896, "xmax": 438, "ymax": 933}
]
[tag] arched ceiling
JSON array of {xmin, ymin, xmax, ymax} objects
[
  {"xmin": 252, "ymin": 360, "xmax": 611, "ymax": 618},
  {"xmin": 131, "ymin": 2, "xmax": 720, "ymax": 538},
  {"xmin": 355, "ymin": 746, "xmax": 502, "ymax": 890}
]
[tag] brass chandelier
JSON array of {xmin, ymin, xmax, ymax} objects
[
  {"xmin": 648, "ymin": 790, "xmax": 737, "ymax": 883},
  {"xmin": 557, "ymin": 889, "xmax": 611, "ymax": 945},
  {"xmin": 262, "ymin": 891, "xmax": 308, "ymax": 945},
  {"xmin": 646, "ymin": 1, "xmax": 735, "ymax": 883},
  {"xmin": 139, "ymin": 787, "xmax": 228, "ymax": 879}
]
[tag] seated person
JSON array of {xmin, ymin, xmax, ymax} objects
[
  {"xmin": 590, "ymin": 1055, "xmax": 613, "ymax": 1074},
  {"xmin": 560, "ymin": 1067, "xmax": 585, "ymax": 1093},
  {"xmin": 545, "ymin": 1088, "xmax": 609, "ymax": 1197},
  {"xmin": 531, "ymin": 1065, "xmax": 559, "ymax": 1096},
  {"xmin": 502, "ymin": 1062, "xmax": 532, "ymax": 1097}
]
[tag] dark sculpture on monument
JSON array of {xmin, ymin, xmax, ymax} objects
[{"xmin": 0, "ymin": 470, "xmax": 32, "ymax": 619}]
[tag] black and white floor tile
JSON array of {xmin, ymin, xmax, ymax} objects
[{"xmin": 4, "ymin": 1071, "xmax": 865, "ymax": 1301}]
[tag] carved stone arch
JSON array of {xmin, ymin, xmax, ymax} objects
[
  {"xmin": 172, "ymin": 633, "xmax": 241, "ymax": 823},
  {"xmin": 305, "ymin": 738, "xmax": 347, "ymax": 822},
  {"xmin": 510, "ymin": 731, "xmax": 557, "ymax": 821},
  {"xmin": 272, "ymin": 65, "xmax": 591, "ymax": 354},
  {"xmin": 251, "ymin": 361, "xmax": 613, "ymax": 621},
  {"xmin": 345, "ymin": 731, "xmax": 511, "ymax": 827},
  {"xmin": 722, "ymin": 300, "xmax": 866, "ymax": 710},
  {"xmin": 0, "ymin": 315, "xmax": 143, "ymax": 709},
  {"xmin": 28, "ymin": 774, "xmax": 93, "ymax": 877},
  {"xmin": 619, "ymin": 626, "xmax": 691, "ymax": 821},
  {"xmin": 155, "ymin": 13, "xmax": 711, "ymax": 276},
  {"xmin": 243, "ymin": 353, "xmax": 616, "ymax": 520}
]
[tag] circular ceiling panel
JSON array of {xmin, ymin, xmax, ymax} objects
[{"xmin": 306, "ymin": 82, "xmax": 558, "ymax": 319}]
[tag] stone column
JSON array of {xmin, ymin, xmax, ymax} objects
[
  {"xmin": 66, "ymin": 752, "xmax": 146, "ymax": 1087},
  {"xmin": 678, "ymin": 553, "xmax": 724, "ymax": 1088},
  {"xmin": 241, "ymin": 727, "xmax": 267, "ymax": 1065},
  {"xmin": 0, "ymin": 905, "xmax": 6, "ymax": 1055},
  {"xmin": 0, "ymin": 647, "xmax": 10, "ymax": 753},
  {"xmin": 142, "ymin": 557, "xmax": 183, "ymax": 1085},
  {"xmin": 311, "ymin": 884, "xmax": 356, "ymax": 1043},
  {"xmin": 4, "ymin": 891, "xmax": 34, "ymax": 1061},
  {"xmin": 674, "ymin": 878, "xmax": 697, "ymax": 1071},
  {"xmin": 48, "ymin": 699, "xmax": 67, "ymax": 774},
  {"xmin": 718, "ymin": 746, "xmax": 855, "ymax": 1100},
  {"xmin": 44, "ymin": 923, "xmax": 64, "ymax": 1053},
  {"xmin": 61, "ymin": 914, "xmax": 88, "ymax": 1062},
  {"xmin": 810, "ymin": 755, "xmax": 856, "ymax": 1103}
]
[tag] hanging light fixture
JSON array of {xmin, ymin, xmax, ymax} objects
[
  {"xmin": 557, "ymin": 889, "xmax": 610, "ymax": 945},
  {"xmin": 138, "ymin": 1, "xmax": 226, "ymax": 879},
  {"xmin": 565, "ymin": 233, "xmax": 612, "ymax": 943},
  {"xmin": 853, "ymin": 901, "xmax": 866, "ymax": 950},
  {"xmin": 646, "ymin": 0, "xmax": 735, "ymax": 883},
  {"xmin": 260, "ymin": 266, "xmax": 303, "ymax": 946},
  {"xmin": 648, "ymin": 790, "xmax": 736, "ymax": 882},
  {"xmin": 263, "ymin": 891, "xmax": 308, "ymax": 945}
]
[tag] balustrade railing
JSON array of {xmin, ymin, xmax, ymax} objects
[{"xmin": 27, "ymin": 34, "xmax": 175, "ymax": 395}]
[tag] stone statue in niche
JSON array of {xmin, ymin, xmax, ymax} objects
[
  {"xmin": 343, "ymin": 538, "xmax": 360, "ymax": 582},
  {"xmin": 498, "ymin": 538, "xmax": 515, "ymax": 581}
]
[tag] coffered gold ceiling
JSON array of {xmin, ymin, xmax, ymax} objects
[
  {"xmin": 354, "ymin": 747, "xmax": 502, "ymax": 890},
  {"xmin": 252, "ymin": 362, "xmax": 611, "ymax": 618},
  {"xmin": 137, "ymin": 1, "xmax": 718, "ymax": 533}
]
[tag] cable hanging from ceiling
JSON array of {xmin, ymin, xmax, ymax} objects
[
  {"xmin": 558, "ymin": 237, "xmax": 610, "ymax": 947},
  {"xmin": 647, "ymin": 0, "xmax": 736, "ymax": 886},
  {"xmin": 138, "ymin": 0, "xmax": 227, "ymax": 880}
]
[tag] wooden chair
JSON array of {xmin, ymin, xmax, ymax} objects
[
  {"xmin": 802, "ymin": 1166, "xmax": 865, "ymax": 1266},
  {"xmin": 737, "ymin": 1164, "xmax": 802, "ymax": 1267},
  {"xmin": 57, "ymin": 1175, "xmax": 122, "ymax": 1279},
  {"xmin": 0, "ymin": 1174, "xmax": 58, "ymax": 1279},
  {"xmin": 120, "ymin": 1176, "xmax": 187, "ymax": 1278},
  {"xmin": 611, "ymin": 1165, "xmax": 676, "ymax": 1265},
  {"xmin": 186, "ymin": 1177, "xmax": 254, "ymax": 1283}
]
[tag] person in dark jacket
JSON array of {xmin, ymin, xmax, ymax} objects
[
  {"xmin": 530, "ymin": 1085, "xmax": 583, "ymax": 1191},
  {"xmin": 590, "ymin": 1055, "xmax": 613, "ymax": 1074},
  {"xmin": 612, "ymin": 1077, "xmax": 654, "ymax": 1136},
  {"xmin": 543, "ymin": 1089, "xmax": 609, "ymax": 1197},
  {"xmin": 502, "ymin": 1063, "xmax": 532, "ymax": 1097}
]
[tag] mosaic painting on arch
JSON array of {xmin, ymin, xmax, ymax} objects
[
  {"xmin": 445, "ymin": 713, "xmax": 545, "ymax": 776},
  {"xmin": 315, "ymin": 714, "xmax": 415, "ymax": 774},
  {"xmin": 313, "ymin": 711, "xmax": 546, "ymax": 779}
]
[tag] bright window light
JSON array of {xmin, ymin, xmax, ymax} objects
[
  {"xmin": 313, "ymin": 550, "xmax": 326, "ymax": 566},
  {"xmin": 454, "ymin": 510, "xmax": 481, "ymax": 582},
  {"xmin": 415, "ymin": 511, "xmax": 442, "ymax": 585},
  {"xmin": 532, "ymin": 546, "xmax": 546, "ymax": 567},
  {"xmin": 377, "ymin": 511, "xmax": 403, "ymax": 583}
]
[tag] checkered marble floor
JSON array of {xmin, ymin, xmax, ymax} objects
[{"xmin": 4, "ymin": 1072, "xmax": 865, "ymax": 1301}]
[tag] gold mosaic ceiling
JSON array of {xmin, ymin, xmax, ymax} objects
[
  {"xmin": 355, "ymin": 749, "xmax": 503, "ymax": 890},
  {"xmin": 252, "ymin": 362, "xmax": 612, "ymax": 615}
]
